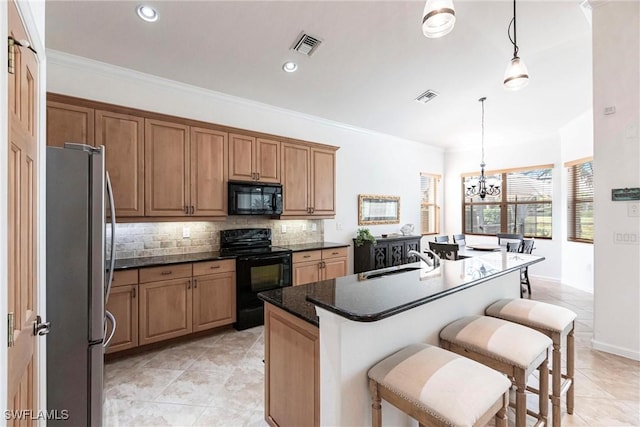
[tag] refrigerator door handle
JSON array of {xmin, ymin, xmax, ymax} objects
[
  {"xmin": 105, "ymin": 171, "xmax": 116, "ymax": 303},
  {"xmin": 103, "ymin": 310, "xmax": 116, "ymax": 348}
]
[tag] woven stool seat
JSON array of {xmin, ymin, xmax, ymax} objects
[
  {"xmin": 486, "ymin": 299, "xmax": 577, "ymax": 427},
  {"xmin": 368, "ymin": 343, "xmax": 511, "ymax": 427},
  {"xmin": 440, "ymin": 315, "xmax": 552, "ymax": 427}
]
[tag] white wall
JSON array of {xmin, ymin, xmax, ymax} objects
[
  {"xmin": 443, "ymin": 136, "xmax": 564, "ymax": 281},
  {"xmin": 592, "ymin": 1, "xmax": 640, "ymax": 361},
  {"xmin": 559, "ymin": 111, "xmax": 594, "ymax": 292},
  {"xmin": 46, "ymin": 51, "xmax": 444, "ymax": 274}
]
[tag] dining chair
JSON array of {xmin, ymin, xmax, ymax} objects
[
  {"xmin": 496, "ymin": 233, "xmax": 523, "ymax": 246},
  {"xmin": 434, "ymin": 235, "xmax": 449, "ymax": 243},
  {"xmin": 428, "ymin": 242, "xmax": 459, "ymax": 260},
  {"xmin": 519, "ymin": 239, "xmax": 535, "ymax": 296},
  {"xmin": 452, "ymin": 234, "xmax": 466, "ymax": 247}
]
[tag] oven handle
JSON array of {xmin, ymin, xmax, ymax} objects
[
  {"xmin": 271, "ymin": 193, "xmax": 277, "ymax": 212},
  {"xmin": 238, "ymin": 254, "xmax": 290, "ymax": 262}
]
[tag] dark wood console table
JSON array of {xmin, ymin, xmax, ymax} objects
[{"xmin": 352, "ymin": 235, "xmax": 422, "ymax": 273}]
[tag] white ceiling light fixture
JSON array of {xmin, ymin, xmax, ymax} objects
[
  {"xmin": 136, "ymin": 5, "xmax": 159, "ymax": 23},
  {"xmin": 282, "ymin": 61, "xmax": 298, "ymax": 73},
  {"xmin": 421, "ymin": 0, "xmax": 456, "ymax": 39},
  {"xmin": 503, "ymin": 0, "xmax": 529, "ymax": 90}
]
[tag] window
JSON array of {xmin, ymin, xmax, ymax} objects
[
  {"xmin": 420, "ymin": 173, "xmax": 440, "ymax": 235},
  {"xmin": 566, "ymin": 158, "xmax": 593, "ymax": 243},
  {"xmin": 462, "ymin": 165, "xmax": 553, "ymax": 238}
]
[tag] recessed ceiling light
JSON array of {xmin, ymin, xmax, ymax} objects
[
  {"xmin": 136, "ymin": 5, "xmax": 159, "ymax": 22},
  {"xmin": 282, "ymin": 61, "xmax": 298, "ymax": 73}
]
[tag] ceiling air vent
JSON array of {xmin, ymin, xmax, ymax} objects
[
  {"xmin": 415, "ymin": 90, "xmax": 439, "ymax": 104},
  {"xmin": 292, "ymin": 32, "xmax": 322, "ymax": 56}
]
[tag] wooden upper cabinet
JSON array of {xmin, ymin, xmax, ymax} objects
[
  {"xmin": 145, "ymin": 119, "xmax": 190, "ymax": 216},
  {"xmin": 96, "ymin": 110, "xmax": 144, "ymax": 217},
  {"xmin": 46, "ymin": 101, "xmax": 94, "ymax": 147},
  {"xmin": 229, "ymin": 133, "xmax": 280, "ymax": 183},
  {"xmin": 310, "ymin": 148, "xmax": 336, "ymax": 216},
  {"xmin": 281, "ymin": 143, "xmax": 310, "ymax": 216},
  {"xmin": 190, "ymin": 127, "xmax": 228, "ymax": 217}
]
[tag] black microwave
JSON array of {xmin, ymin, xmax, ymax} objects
[{"xmin": 228, "ymin": 181, "xmax": 283, "ymax": 216}]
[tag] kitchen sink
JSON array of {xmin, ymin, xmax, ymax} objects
[{"xmin": 361, "ymin": 266, "xmax": 422, "ymax": 280}]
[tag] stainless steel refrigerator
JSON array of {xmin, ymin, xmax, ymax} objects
[{"xmin": 46, "ymin": 143, "xmax": 116, "ymax": 427}]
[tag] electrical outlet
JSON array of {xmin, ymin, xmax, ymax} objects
[
  {"xmin": 628, "ymin": 203, "xmax": 640, "ymax": 217},
  {"xmin": 613, "ymin": 232, "xmax": 640, "ymax": 245},
  {"xmin": 182, "ymin": 227, "xmax": 190, "ymax": 238},
  {"xmin": 281, "ymin": 224, "xmax": 287, "ymax": 233},
  {"xmin": 336, "ymin": 222, "xmax": 343, "ymax": 231},
  {"xmin": 311, "ymin": 223, "xmax": 317, "ymax": 232}
]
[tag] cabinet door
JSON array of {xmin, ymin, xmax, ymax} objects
[
  {"xmin": 190, "ymin": 127, "xmax": 227, "ymax": 216},
  {"xmin": 293, "ymin": 261, "xmax": 321, "ymax": 286},
  {"xmin": 404, "ymin": 239, "xmax": 421, "ymax": 263},
  {"xmin": 310, "ymin": 148, "xmax": 336, "ymax": 216},
  {"xmin": 46, "ymin": 101, "xmax": 94, "ymax": 147},
  {"xmin": 105, "ymin": 285, "xmax": 138, "ymax": 354},
  {"xmin": 144, "ymin": 119, "xmax": 190, "ymax": 216},
  {"xmin": 388, "ymin": 242, "xmax": 405, "ymax": 266},
  {"xmin": 192, "ymin": 272, "xmax": 236, "ymax": 332},
  {"xmin": 373, "ymin": 244, "xmax": 389, "ymax": 270},
  {"xmin": 96, "ymin": 110, "xmax": 144, "ymax": 217},
  {"xmin": 139, "ymin": 278, "xmax": 193, "ymax": 345},
  {"xmin": 281, "ymin": 143, "xmax": 310, "ymax": 215},
  {"xmin": 322, "ymin": 258, "xmax": 347, "ymax": 281},
  {"xmin": 228, "ymin": 133, "xmax": 255, "ymax": 181},
  {"xmin": 256, "ymin": 138, "xmax": 280, "ymax": 183}
]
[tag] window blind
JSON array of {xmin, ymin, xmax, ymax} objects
[
  {"xmin": 567, "ymin": 159, "xmax": 593, "ymax": 243},
  {"xmin": 420, "ymin": 173, "xmax": 440, "ymax": 235}
]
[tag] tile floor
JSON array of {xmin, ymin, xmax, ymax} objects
[{"xmin": 104, "ymin": 278, "xmax": 640, "ymax": 426}]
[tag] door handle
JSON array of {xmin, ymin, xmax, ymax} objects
[
  {"xmin": 190, "ymin": 205, "xmax": 195, "ymax": 215},
  {"xmin": 257, "ymin": 172, "xmax": 260, "ymax": 180},
  {"xmin": 185, "ymin": 206, "xmax": 189, "ymax": 214},
  {"xmin": 33, "ymin": 315, "xmax": 51, "ymax": 336},
  {"xmin": 132, "ymin": 287, "xmax": 137, "ymax": 298},
  {"xmin": 187, "ymin": 279, "xmax": 191, "ymax": 289},
  {"xmin": 194, "ymin": 279, "xmax": 198, "ymax": 289}
]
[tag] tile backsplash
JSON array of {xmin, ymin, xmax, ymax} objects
[{"xmin": 107, "ymin": 218, "xmax": 324, "ymax": 259}]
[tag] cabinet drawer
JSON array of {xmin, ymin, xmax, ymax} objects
[
  {"xmin": 193, "ymin": 259, "xmax": 235, "ymax": 276},
  {"xmin": 293, "ymin": 250, "xmax": 322, "ymax": 264},
  {"xmin": 322, "ymin": 247, "xmax": 347, "ymax": 260},
  {"xmin": 111, "ymin": 269, "xmax": 139, "ymax": 287},
  {"xmin": 139, "ymin": 263, "xmax": 192, "ymax": 283}
]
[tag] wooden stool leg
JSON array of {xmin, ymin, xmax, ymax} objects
[
  {"xmin": 495, "ymin": 391, "xmax": 509, "ymax": 427},
  {"xmin": 567, "ymin": 327, "xmax": 575, "ymax": 415},
  {"xmin": 552, "ymin": 339, "xmax": 562, "ymax": 427},
  {"xmin": 539, "ymin": 356, "xmax": 549, "ymax": 425},
  {"xmin": 369, "ymin": 379, "xmax": 382, "ymax": 427},
  {"xmin": 515, "ymin": 370, "xmax": 527, "ymax": 427}
]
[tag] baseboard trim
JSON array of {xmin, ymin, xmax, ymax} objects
[
  {"xmin": 530, "ymin": 274, "xmax": 561, "ymax": 284},
  {"xmin": 591, "ymin": 339, "xmax": 640, "ymax": 361}
]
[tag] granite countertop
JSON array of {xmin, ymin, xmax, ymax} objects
[
  {"xmin": 259, "ymin": 252, "xmax": 545, "ymax": 325},
  {"xmin": 114, "ymin": 241, "xmax": 350, "ymax": 270}
]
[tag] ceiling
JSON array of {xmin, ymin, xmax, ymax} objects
[{"xmin": 45, "ymin": 1, "xmax": 593, "ymax": 150}]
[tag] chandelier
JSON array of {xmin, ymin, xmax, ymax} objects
[
  {"xmin": 466, "ymin": 97, "xmax": 500, "ymax": 200},
  {"xmin": 503, "ymin": 0, "xmax": 529, "ymax": 89}
]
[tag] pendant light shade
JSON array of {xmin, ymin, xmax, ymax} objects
[
  {"xmin": 422, "ymin": 0, "xmax": 456, "ymax": 39},
  {"xmin": 503, "ymin": 56, "xmax": 529, "ymax": 90}
]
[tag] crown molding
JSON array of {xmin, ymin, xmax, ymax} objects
[{"xmin": 46, "ymin": 49, "xmax": 440, "ymax": 150}]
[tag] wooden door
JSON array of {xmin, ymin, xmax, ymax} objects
[
  {"xmin": 139, "ymin": 278, "xmax": 193, "ymax": 345},
  {"xmin": 292, "ymin": 261, "xmax": 320, "ymax": 286},
  {"xmin": 144, "ymin": 119, "xmax": 189, "ymax": 216},
  {"xmin": 95, "ymin": 110, "xmax": 144, "ymax": 217},
  {"xmin": 105, "ymin": 285, "xmax": 138, "ymax": 354},
  {"xmin": 192, "ymin": 272, "xmax": 235, "ymax": 332},
  {"xmin": 190, "ymin": 127, "xmax": 227, "ymax": 216},
  {"xmin": 281, "ymin": 143, "xmax": 310, "ymax": 216},
  {"xmin": 46, "ymin": 101, "xmax": 94, "ymax": 147},
  {"xmin": 255, "ymin": 138, "xmax": 280, "ymax": 183},
  {"xmin": 7, "ymin": 0, "xmax": 40, "ymax": 419},
  {"xmin": 228, "ymin": 133, "xmax": 255, "ymax": 181},
  {"xmin": 322, "ymin": 258, "xmax": 347, "ymax": 281},
  {"xmin": 310, "ymin": 148, "xmax": 335, "ymax": 216}
]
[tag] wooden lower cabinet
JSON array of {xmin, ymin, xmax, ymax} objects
[
  {"xmin": 193, "ymin": 271, "xmax": 236, "ymax": 332},
  {"xmin": 265, "ymin": 303, "xmax": 319, "ymax": 427},
  {"xmin": 292, "ymin": 247, "xmax": 348, "ymax": 286},
  {"xmin": 105, "ymin": 269, "xmax": 139, "ymax": 354},
  {"xmin": 139, "ymin": 277, "xmax": 193, "ymax": 345}
]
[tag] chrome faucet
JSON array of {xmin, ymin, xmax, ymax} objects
[{"xmin": 408, "ymin": 249, "xmax": 440, "ymax": 268}]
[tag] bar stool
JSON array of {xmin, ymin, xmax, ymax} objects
[
  {"xmin": 440, "ymin": 316, "xmax": 552, "ymax": 427},
  {"xmin": 486, "ymin": 299, "xmax": 576, "ymax": 427},
  {"xmin": 368, "ymin": 343, "xmax": 511, "ymax": 427}
]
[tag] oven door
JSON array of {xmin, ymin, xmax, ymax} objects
[{"xmin": 237, "ymin": 253, "xmax": 292, "ymax": 295}]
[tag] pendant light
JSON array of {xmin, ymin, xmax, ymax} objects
[
  {"xmin": 422, "ymin": 0, "xmax": 456, "ymax": 39},
  {"xmin": 466, "ymin": 97, "xmax": 500, "ymax": 200},
  {"xmin": 503, "ymin": 0, "xmax": 529, "ymax": 90}
]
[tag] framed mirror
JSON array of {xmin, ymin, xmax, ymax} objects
[{"xmin": 358, "ymin": 194, "xmax": 400, "ymax": 225}]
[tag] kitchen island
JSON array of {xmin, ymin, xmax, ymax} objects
[{"xmin": 258, "ymin": 251, "xmax": 545, "ymax": 427}]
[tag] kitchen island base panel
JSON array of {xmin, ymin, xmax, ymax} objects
[{"xmin": 317, "ymin": 271, "xmax": 520, "ymax": 426}]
